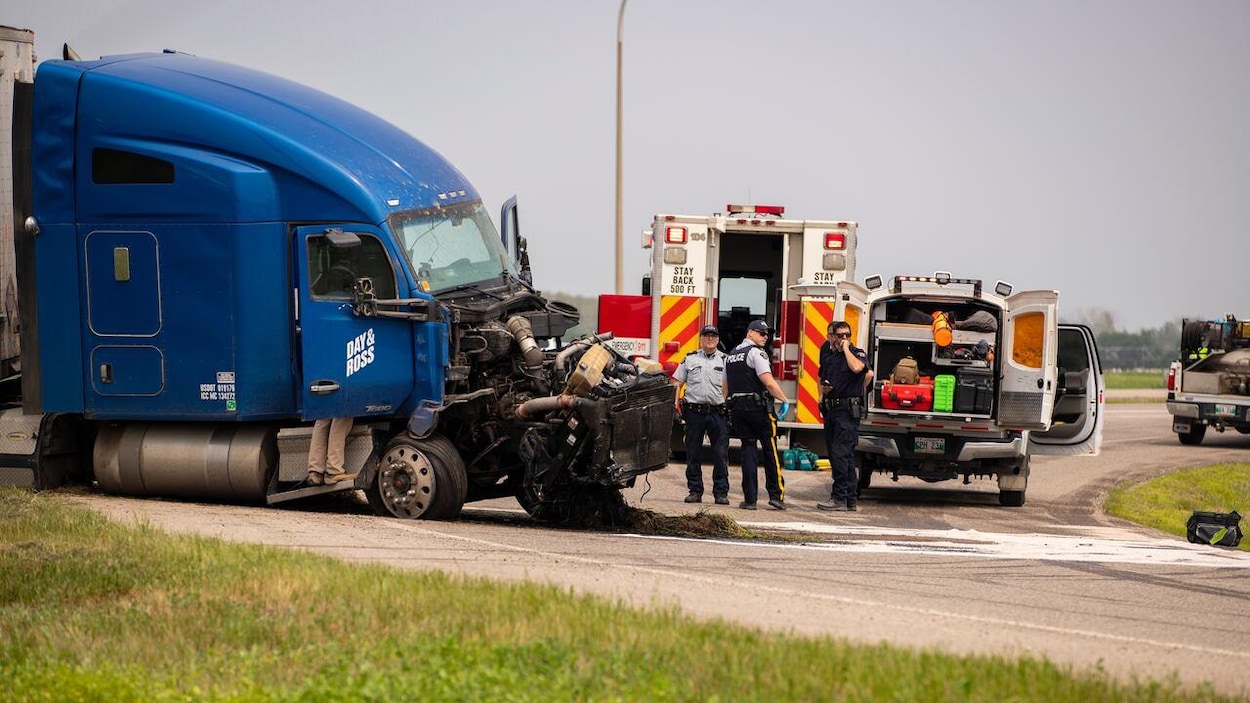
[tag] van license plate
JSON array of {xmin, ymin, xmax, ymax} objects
[
  {"xmin": 914, "ymin": 437, "xmax": 945, "ymax": 454},
  {"xmin": 1213, "ymin": 404, "xmax": 1236, "ymax": 417}
]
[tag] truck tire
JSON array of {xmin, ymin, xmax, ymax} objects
[
  {"xmin": 1177, "ymin": 423, "xmax": 1206, "ymax": 446},
  {"xmin": 515, "ymin": 482, "xmax": 572, "ymax": 523},
  {"xmin": 367, "ymin": 435, "xmax": 468, "ymax": 520},
  {"xmin": 670, "ymin": 426, "xmax": 687, "ymax": 462},
  {"xmin": 998, "ymin": 489, "xmax": 1026, "ymax": 507},
  {"xmin": 856, "ymin": 454, "xmax": 872, "ymax": 495}
]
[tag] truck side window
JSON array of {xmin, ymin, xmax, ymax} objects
[
  {"xmin": 308, "ymin": 234, "xmax": 397, "ymax": 300},
  {"xmin": 92, "ymin": 148, "xmax": 175, "ymax": 184}
]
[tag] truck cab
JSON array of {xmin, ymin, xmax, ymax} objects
[
  {"xmin": 2, "ymin": 47, "xmax": 675, "ymax": 521},
  {"xmin": 834, "ymin": 274, "xmax": 1103, "ymax": 506}
]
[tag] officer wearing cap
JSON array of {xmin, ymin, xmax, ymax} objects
[
  {"xmin": 724, "ymin": 319, "xmax": 789, "ymax": 510},
  {"xmin": 671, "ymin": 324, "xmax": 730, "ymax": 505}
]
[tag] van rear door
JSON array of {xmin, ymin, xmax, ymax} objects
[
  {"xmin": 999, "ymin": 290, "xmax": 1059, "ymax": 430},
  {"xmin": 1031, "ymin": 324, "xmax": 1104, "ymax": 454}
]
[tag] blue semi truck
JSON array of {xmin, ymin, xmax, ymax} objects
[{"xmin": 0, "ymin": 29, "xmax": 675, "ymax": 520}]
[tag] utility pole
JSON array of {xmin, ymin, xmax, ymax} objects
[{"xmin": 615, "ymin": 0, "xmax": 628, "ymax": 294}]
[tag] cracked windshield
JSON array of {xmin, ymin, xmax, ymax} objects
[{"xmin": 390, "ymin": 201, "xmax": 516, "ymax": 293}]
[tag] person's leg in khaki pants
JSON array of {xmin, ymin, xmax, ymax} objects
[
  {"xmin": 306, "ymin": 417, "xmax": 355, "ymax": 485},
  {"xmin": 323, "ymin": 417, "xmax": 355, "ymax": 482}
]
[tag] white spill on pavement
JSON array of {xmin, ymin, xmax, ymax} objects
[{"xmin": 629, "ymin": 522, "xmax": 1250, "ymax": 568}]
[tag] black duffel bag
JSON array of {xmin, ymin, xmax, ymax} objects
[{"xmin": 1186, "ymin": 510, "xmax": 1243, "ymax": 547}]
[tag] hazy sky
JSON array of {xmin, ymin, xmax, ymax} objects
[{"xmin": 9, "ymin": 1, "xmax": 1249, "ymax": 331}]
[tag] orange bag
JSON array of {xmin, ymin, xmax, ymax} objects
[{"xmin": 931, "ymin": 311, "xmax": 952, "ymax": 347}]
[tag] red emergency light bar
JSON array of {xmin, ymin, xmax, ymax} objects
[
  {"xmin": 824, "ymin": 232, "xmax": 846, "ymax": 249},
  {"xmin": 664, "ymin": 226, "xmax": 688, "ymax": 244},
  {"xmin": 726, "ymin": 204, "xmax": 785, "ymax": 216}
]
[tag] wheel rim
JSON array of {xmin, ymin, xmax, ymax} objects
[{"xmin": 378, "ymin": 444, "xmax": 436, "ymax": 518}]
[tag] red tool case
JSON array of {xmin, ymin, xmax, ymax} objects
[{"xmin": 881, "ymin": 381, "xmax": 934, "ymax": 411}]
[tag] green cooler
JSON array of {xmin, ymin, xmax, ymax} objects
[{"xmin": 934, "ymin": 374, "xmax": 956, "ymax": 413}]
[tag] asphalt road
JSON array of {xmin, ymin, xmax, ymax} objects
[{"xmin": 77, "ymin": 399, "xmax": 1250, "ymax": 697}]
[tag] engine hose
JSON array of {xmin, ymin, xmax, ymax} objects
[
  {"xmin": 553, "ymin": 332, "xmax": 618, "ymax": 372},
  {"xmin": 506, "ymin": 315, "xmax": 549, "ymax": 394},
  {"xmin": 516, "ymin": 394, "xmax": 584, "ymax": 420},
  {"xmin": 554, "ymin": 339, "xmax": 593, "ymax": 376}
]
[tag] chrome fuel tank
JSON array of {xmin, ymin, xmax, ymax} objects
[{"xmin": 93, "ymin": 423, "xmax": 275, "ymax": 501}]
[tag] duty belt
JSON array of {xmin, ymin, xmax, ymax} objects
[
  {"xmin": 821, "ymin": 396, "xmax": 860, "ymax": 409},
  {"xmin": 728, "ymin": 393, "xmax": 768, "ymax": 408},
  {"xmin": 681, "ymin": 401, "xmax": 722, "ymax": 414}
]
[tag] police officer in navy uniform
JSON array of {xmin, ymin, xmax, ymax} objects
[
  {"xmin": 817, "ymin": 320, "xmax": 873, "ymax": 511},
  {"xmin": 725, "ymin": 319, "xmax": 789, "ymax": 510},
  {"xmin": 671, "ymin": 325, "xmax": 730, "ymax": 505}
]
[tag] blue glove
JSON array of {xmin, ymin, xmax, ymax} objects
[{"xmin": 777, "ymin": 401, "xmax": 791, "ymax": 419}]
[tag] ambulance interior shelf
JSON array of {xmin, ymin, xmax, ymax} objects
[{"xmin": 870, "ymin": 323, "xmax": 998, "ymax": 417}]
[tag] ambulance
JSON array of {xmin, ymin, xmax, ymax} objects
[{"xmin": 596, "ymin": 204, "xmax": 858, "ymax": 446}]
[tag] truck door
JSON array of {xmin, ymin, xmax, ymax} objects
[
  {"xmin": 999, "ymin": 290, "xmax": 1059, "ymax": 430},
  {"xmin": 1031, "ymin": 324, "xmax": 1105, "ymax": 454},
  {"xmin": 295, "ymin": 225, "xmax": 413, "ymax": 419}
]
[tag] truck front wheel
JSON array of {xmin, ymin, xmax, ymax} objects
[
  {"xmin": 367, "ymin": 435, "xmax": 468, "ymax": 519},
  {"xmin": 1177, "ymin": 423, "xmax": 1206, "ymax": 446}
]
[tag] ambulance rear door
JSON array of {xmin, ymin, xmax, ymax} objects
[
  {"xmin": 653, "ymin": 216, "xmax": 711, "ymax": 373},
  {"xmin": 800, "ymin": 220, "xmax": 858, "ymax": 289}
]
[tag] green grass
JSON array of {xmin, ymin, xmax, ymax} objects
[
  {"xmin": 1105, "ymin": 463, "xmax": 1249, "ymax": 552},
  {"xmin": 1104, "ymin": 370, "xmax": 1167, "ymax": 390},
  {"xmin": 2, "ymin": 491, "xmax": 1239, "ymax": 702}
]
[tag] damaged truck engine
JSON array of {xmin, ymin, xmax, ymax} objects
[
  {"xmin": 0, "ymin": 35, "xmax": 675, "ymax": 520},
  {"xmin": 357, "ymin": 275, "xmax": 677, "ymax": 521}
]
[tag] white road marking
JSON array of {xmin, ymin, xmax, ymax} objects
[
  {"xmin": 710, "ymin": 521, "xmax": 1250, "ymax": 568},
  {"xmin": 374, "ymin": 520, "xmax": 1250, "ymax": 662}
]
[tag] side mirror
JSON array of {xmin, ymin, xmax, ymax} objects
[
  {"xmin": 324, "ymin": 227, "xmax": 361, "ymax": 248},
  {"xmin": 352, "ymin": 277, "xmax": 377, "ymax": 317},
  {"xmin": 500, "ymin": 195, "xmax": 531, "ymax": 284}
]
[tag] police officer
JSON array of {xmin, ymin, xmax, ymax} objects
[
  {"xmin": 671, "ymin": 325, "xmax": 730, "ymax": 505},
  {"xmin": 725, "ymin": 319, "xmax": 789, "ymax": 510},
  {"xmin": 817, "ymin": 320, "xmax": 873, "ymax": 511}
]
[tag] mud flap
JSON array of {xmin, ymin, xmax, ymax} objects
[{"xmin": 997, "ymin": 473, "xmax": 1027, "ymax": 491}]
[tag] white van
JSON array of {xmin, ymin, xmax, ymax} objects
[{"xmin": 833, "ymin": 273, "xmax": 1104, "ymax": 506}]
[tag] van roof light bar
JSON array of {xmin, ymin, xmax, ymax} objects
[{"xmin": 891, "ymin": 274, "xmax": 982, "ymax": 297}]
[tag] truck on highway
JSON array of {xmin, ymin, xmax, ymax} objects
[
  {"xmin": 833, "ymin": 273, "xmax": 1104, "ymax": 506},
  {"xmin": 1166, "ymin": 315, "xmax": 1250, "ymax": 444},
  {"xmin": 0, "ymin": 27, "xmax": 675, "ymax": 520}
]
